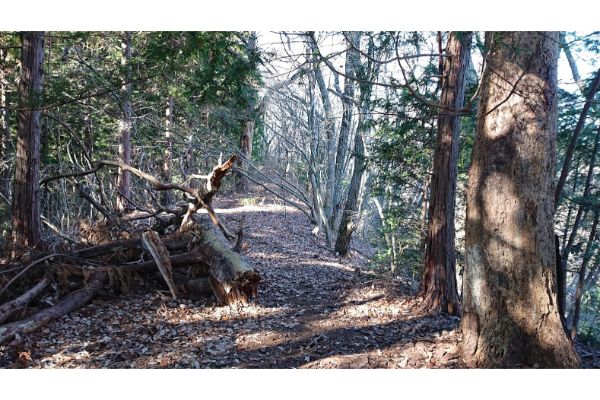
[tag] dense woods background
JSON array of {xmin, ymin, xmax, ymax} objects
[{"xmin": 0, "ymin": 29, "xmax": 599, "ymax": 369}]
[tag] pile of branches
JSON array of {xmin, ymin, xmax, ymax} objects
[{"xmin": 0, "ymin": 155, "xmax": 260, "ymax": 345}]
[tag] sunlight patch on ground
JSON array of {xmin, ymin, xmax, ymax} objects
[{"xmin": 197, "ymin": 203, "xmax": 303, "ymax": 215}]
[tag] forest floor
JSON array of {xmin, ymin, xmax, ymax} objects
[{"xmin": 1, "ymin": 185, "xmax": 599, "ymax": 368}]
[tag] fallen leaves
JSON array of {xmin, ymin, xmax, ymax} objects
[{"xmin": 0, "ymin": 188, "xmax": 468, "ymax": 369}]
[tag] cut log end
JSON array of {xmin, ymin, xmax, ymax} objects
[{"xmin": 209, "ymin": 271, "xmax": 260, "ymax": 306}]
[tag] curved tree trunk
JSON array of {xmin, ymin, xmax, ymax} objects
[
  {"xmin": 419, "ymin": 31, "xmax": 472, "ymax": 316},
  {"xmin": 12, "ymin": 31, "xmax": 45, "ymax": 249},
  {"xmin": 461, "ymin": 32, "xmax": 579, "ymax": 368}
]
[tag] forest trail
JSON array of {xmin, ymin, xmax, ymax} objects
[{"xmin": 0, "ymin": 184, "xmax": 465, "ymax": 368}]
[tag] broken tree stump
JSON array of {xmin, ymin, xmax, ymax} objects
[{"xmin": 191, "ymin": 214, "xmax": 260, "ymax": 305}]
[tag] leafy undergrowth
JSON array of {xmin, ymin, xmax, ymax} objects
[{"xmin": 1, "ymin": 186, "xmax": 598, "ymax": 368}]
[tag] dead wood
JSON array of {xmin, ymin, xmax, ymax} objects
[
  {"xmin": 191, "ymin": 214, "xmax": 260, "ymax": 305},
  {"xmin": 141, "ymin": 230, "xmax": 178, "ymax": 299},
  {"xmin": 0, "ymin": 272, "xmax": 107, "ymax": 345},
  {"xmin": 0, "ymin": 278, "xmax": 49, "ymax": 324},
  {"xmin": 119, "ymin": 250, "xmax": 211, "ymax": 274}
]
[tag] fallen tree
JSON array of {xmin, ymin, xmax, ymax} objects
[{"xmin": 0, "ymin": 154, "xmax": 260, "ymax": 345}]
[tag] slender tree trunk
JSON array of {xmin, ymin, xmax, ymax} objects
[
  {"xmin": 310, "ymin": 41, "xmax": 336, "ymax": 233},
  {"xmin": 330, "ymin": 31, "xmax": 360, "ymax": 233},
  {"xmin": 559, "ymin": 32, "xmax": 585, "ymax": 96},
  {"xmin": 116, "ymin": 31, "xmax": 132, "ymax": 212},
  {"xmin": 335, "ymin": 130, "xmax": 366, "ymax": 255},
  {"xmin": 11, "ymin": 31, "xmax": 45, "ymax": 248},
  {"xmin": 570, "ymin": 210, "xmax": 599, "ymax": 341},
  {"xmin": 461, "ymin": 32, "xmax": 579, "ymax": 368},
  {"xmin": 419, "ymin": 32, "xmax": 472, "ymax": 316},
  {"xmin": 555, "ymin": 67, "xmax": 600, "ymax": 207},
  {"xmin": 0, "ymin": 45, "xmax": 10, "ymax": 161},
  {"xmin": 560, "ymin": 125, "xmax": 600, "ymax": 292},
  {"xmin": 236, "ymin": 32, "xmax": 258, "ymax": 193},
  {"xmin": 162, "ymin": 95, "xmax": 173, "ymax": 204}
]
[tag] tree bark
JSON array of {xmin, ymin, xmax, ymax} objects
[
  {"xmin": 419, "ymin": 32, "xmax": 472, "ymax": 316},
  {"xmin": 0, "ymin": 44, "xmax": 10, "ymax": 162},
  {"xmin": 11, "ymin": 31, "xmax": 45, "ymax": 249},
  {"xmin": 461, "ymin": 32, "xmax": 579, "ymax": 368},
  {"xmin": 335, "ymin": 131, "xmax": 366, "ymax": 255},
  {"xmin": 116, "ymin": 31, "xmax": 132, "ymax": 212},
  {"xmin": 191, "ymin": 214, "xmax": 260, "ymax": 305},
  {"xmin": 330, "ymin": 31, "xmax": 360, "ymax": 232}
]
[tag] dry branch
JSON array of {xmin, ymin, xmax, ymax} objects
[
  {"xmin": 0, "ymin": 278, "xmax": 49, "ymax": 324},
  {"xmin": 0, "ymin": 272, "xmax": 107, "ymax": 345}
]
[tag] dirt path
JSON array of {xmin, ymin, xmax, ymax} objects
[{"xmin": 0, "ymin": 189, "xmax": 495, "ymax": 368}]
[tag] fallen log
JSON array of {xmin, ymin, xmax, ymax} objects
[
  {"xmin": 191, "ymin": 214, "xmax": 260, "ymax": 305},
  {"xmin": 174, "ymin": 277, "xmax": 213, "ymax": 297},
  {"xmin": 0, "ymin": 272, "xmax": 107, "ymax": 345},
  {"xmin": 0, "ymin": 278, "xmax": 49, "ymax": 324},
  {"xmin": 119, "ymin": 250, "xmax": 211, "ymax": 274}
]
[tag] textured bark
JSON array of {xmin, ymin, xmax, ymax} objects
[
  {"xmin": 116, "ymin": 31, "xmax": 132, "ymax": 212},
  {"xmin": 0, "ymin": 44, "xmax": 10, "ymax": 161},
  {"xmin": 141, "ymin": 230, "xmax": 177, "ymax": 299},
  {"xmin": 419, "ymin": 32, "xmax": 472, "ymax": 316},
  {"xmin": 11, "ymin": 31, "xmax": 44, "ymax": 248},
  {"xmin": 191, "ymin": 214, "xmax": 260, "ymax": 305},
  {"xmin": 461, "ymin": 32, "xmax": 579, "ymax": 368}
]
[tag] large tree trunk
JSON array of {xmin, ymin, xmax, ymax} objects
[
  {"xmin": 11, "ymin": 31, "xmax": 45, "ymax": 249},
  {"xmin": 461, "ymin": 32, "xmax": 579, "ymax": 368},
  {"xmin": 418, "ymin": 32, "xmax": 472, "ymax": 316},
  {"xmin": 116, "ymin": 31, "xmax": 132, "ymax": 212}
]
